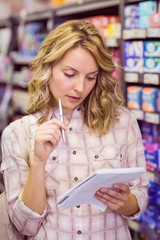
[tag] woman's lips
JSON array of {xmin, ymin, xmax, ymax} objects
[{"xmin": 67, "ymin": 96, "xmax": 81, "ymax": 102}]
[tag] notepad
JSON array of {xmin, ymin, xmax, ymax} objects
[{"xmin": 57, "ymin": 167, "xmax": 145, "ymax": 211}]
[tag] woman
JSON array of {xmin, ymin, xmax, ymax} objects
[{"xmin": 1, "ymin": 20, "xmax": 148, "ymax": 240}]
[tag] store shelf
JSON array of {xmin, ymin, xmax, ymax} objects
[
  {"xmin": 10, "ymin": 52, "xmax": 34, "ymax": 65},
  {"xmin": 128, "ymin": 220, "xmax": 160, "ymax": 240},
  {"xmin": 131, "ymin": 109, "xmax": 144, "ymax": 121},
  {"xmin": 147, "ymin": 171, "xmax": 160, "ymax": 185},
  {"xmin": 18, "ymin": 8, "xmax": 52, "ymax": 22},
  {"xmin": 106, "ymin": 38, "xmax": 120, "ymax": 47},
  {"xmin": 147, "ymin": 28, "xmax": 160, "ymax": 38},
  {"xmin": 54, "ymin": 0, "xmax": 120, "ymax": 17},
  {"xmin": 123, "ymin": 29, "xmax": 146, "ymax": 40},
  {"xmin": 145, "ymin": 112, "xmax": 160, "ymax": 125},
  {"xmin": 125, "ymin": 73, "xmax": 160, "ymax": 85},
  {"xmin": 131, "ymin": 110, "xmax": 160, "ymax": 124},
  {"xmin": 0, "ymin": 18, "xmax": 12, "ymax": 28}
]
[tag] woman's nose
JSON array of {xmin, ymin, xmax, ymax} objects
[{"xmin": 73, "ymin": 78, "xmax": 84, "ymax": 93}]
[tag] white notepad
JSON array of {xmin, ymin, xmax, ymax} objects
[{"xmin": 57, "ymin": 167, "xmax": 145, "ymax": 211}]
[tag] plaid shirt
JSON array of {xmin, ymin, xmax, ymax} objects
[{"xmin": 1, "ymin": 107, "xmax": 148, "ymax": 240}]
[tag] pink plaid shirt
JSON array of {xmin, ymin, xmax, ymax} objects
[{"xmin": 1, "ymin": 107, "xmax": 148, "ymax": 240}]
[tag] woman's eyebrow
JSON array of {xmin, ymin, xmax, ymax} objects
[{"xmin": 63, "ymin": 66, "xmax": 99, "ymax": 74}]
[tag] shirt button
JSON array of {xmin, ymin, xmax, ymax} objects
[
  {"xmin": 95, "ymin": 155, "xmax": 99, "ymax": 159},
  {"xmin": 77, "ymin": 230, "xmax": 82, "ymax": 234},
  {"xmin": 74, "ymin": 177, "xmax": 78, "ymax": 181},
  {"xmin": 76, "ymin": 205, "xmax": 80, "ymax": 208},
  {"xmin": 77, "ymin": 107, "xmax": 81, "ymax": 111},
  {"xmin": 52, "ymin": 156, "xmax": 56, "ymax": 161},
  {"xmin": 73, "ymin": 151, "xmax": 76, "ymax": 155},
  {"xmin": 69, "ymin": 127, "xmax": 73, "ymax": 131}
]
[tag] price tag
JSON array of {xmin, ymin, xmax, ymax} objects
[
  {"xmin": 144, "ymin": 74, "xmax": 159, "ymax": 85},
  {"xmin": 131, "ymin": 110, "xmax": 144, "ymax": 120},
  {"xmin": 125, "ymin": 73, "xmax": 139, "ymax": 82},
  {"xmin": 147, "ymin": 28, "xmax": 160, "ymax": 38},
  {"xmin": 128, "ymin": 220, "xmax": 139, "ymax": 232},
  {"xmin": 147, "ymin": 171, "xmax": 155, "ymax": 182},
  {"xmin": 106, "ymin": 38, "xmax": 119, "ymax": 47},
  {"xmin": 145, "ymin": 112, "xmax": 160, "ymax": 124},
  {"xmin": 123, "ymin": 29, "xmax": 146, "ymax": 39}
]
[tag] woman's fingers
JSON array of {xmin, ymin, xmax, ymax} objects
[{"xmin": 95, "ymin": 184, "xmax": 130, "ymax": 211}]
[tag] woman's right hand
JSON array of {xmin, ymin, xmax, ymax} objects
[{"xmin": 33, "ymin": 118, "xmax": 69, "ymax": 165}]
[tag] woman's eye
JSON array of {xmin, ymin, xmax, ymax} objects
[
  {"xmin": 64, "ymin": 73, "xmax": 74, "ymax": 78},
  {"xmin": 87, "ymin": 76, "xmax": 96, "ymax": 81}
]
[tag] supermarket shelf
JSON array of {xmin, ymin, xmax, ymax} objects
[
  {"xmin": 18, "ymin": 8, "xmax": 52, "ymax": 22},
  {"xmin": 0, "ymin": 18, "xmax": 12, "ymax": 28},
  {"xmin": 126, "ymin": 0, "xmax": 144, "ymax": 2},
  {"xmin": 125, "ymin": 73, "xmax": 160, "ymax": 85},
  {"xmin": 147, "ymin": 28, "xmax": 160, "ymax": 38},
  {"xmin": 15, "ymin": 0, "xmax": 120, "ymax": 22},
  {"xmin": 106, "ymin": 38, "xmax": 120, "ymax": 47},
  {"xmin": 123, "ymin": 29, "xmax": 146, "ymax": 39},
  {"xmin": 123, "ymin": 28, "xmax": 160, "ymax": 40},
  {"xmin": 128, "ymin": 220, "xmax": 160, "ymax": 240},
  {"xmin": 10, "ymin": 52, "xmax": 34, "ymax": 65},
  {"xmin": 147, "ymin": 171, "xmax": 160, "ymax": 185},
  {"xmin": 54, "ymin": 0, "xmax": 120, "ymax": 17},
  {"xmin": 131, "ymin": 109, "xmax": 160, "ymax": 124}
]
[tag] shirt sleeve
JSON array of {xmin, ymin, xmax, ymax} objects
[
  {"xmin": 123, "ymin": 112, "xmax": 149, "ymax": 219},
  {"xmin": 0, "ymin": 122, "xmax": 47, "ymax": 236}
]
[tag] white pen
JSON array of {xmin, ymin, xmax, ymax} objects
[{"xmin": 58, "ymin": 98, "xmax": 66, "ymax": 143}]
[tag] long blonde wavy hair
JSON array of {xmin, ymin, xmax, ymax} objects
[{"xmin": 28, "ymin": 19, "xmax": 125, "ymax": 136}]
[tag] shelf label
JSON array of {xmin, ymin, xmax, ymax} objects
[
  {"xmin": 147, "ymin": 28, "xmax": 160, "ymax": 38},
  {"xmin": 128, "ymin": 220, "xmax": 139, "ymax": 232},
  {"xmin": 106, "ymin": 38, "xmax": 119, "ymax": 47},
  {"xmin": 144, "ymin": 74, "xmax": 159, "ymax": 85},
  {"xmin": 125, "ymin": 73, "xmax": 139, "ymax": 82},
  {"xmin": 123, "ymin": 29, "xmax": 146, "ymax": 39},
  {"xmin": 131, "ymin": 110, "xmax": 144, "ymax": 120},
  {"xmin": 147, "ymin": 171, "xmax": 155, "ymax": 182},
  {"xmin": 145, "ymin": 112, "xmax": 160, "ymax": 124}
]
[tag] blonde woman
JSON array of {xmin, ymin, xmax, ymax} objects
[{"xmin": 1, "ymin": 20, "xmax": 148, "ymax": 240}]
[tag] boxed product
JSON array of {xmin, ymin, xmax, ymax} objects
[
  {"xmin": 144, "ymin": 41, "xmax": 160, "ymax": 57},
  {"xmin": 124, "ymin": 57, "xmax": 143, "ymax": 73},
  {"xmin": 124, "ymin": 4, "xmax": 140, "ymax": 29},
  {"xmin": 144, "ymin": 57, "xmax": 160, "ymax": 73},
  {"xmin": 139, "ymin": 1, "xmax": 157, "ymax": 16},
  {"xmin": 124, "ymin": 4, "xmax": 139, "ymax": 18},
  {"xmin": 107, "ymin": 23, "xmax": 121, "ymax": 38},
  {"xmin": 127, "ymin": 86, "xmax": 142, "ymax": 110},
  {"xmin": 149, "ymin": 12, "xmax": 160, "ymax": 27},
  {"xmin": 140, "ymin": 204, "xmax": 157, "ymax": 230},
  {"xmin": 142, "ymin": 87, "xmax": 160, "ymax": 112},
  {"xmin": 124, "ymin": 41, "xmax": 143, "ymax": 58},
  {"xmin": 139, "ymin": 15, "xmax": 150, "ymax": 28},
  {"xmin": 144, "ymin": 143, "xmax": 160, "ymax": 172},
  {"xmin": 124, "ymin": 17, "xmax": 139, "ymax": 29},
  {"xmin": 139, "ymin": 121, "xmax": 158, "ymax": 143}
]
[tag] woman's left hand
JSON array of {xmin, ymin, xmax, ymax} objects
[{"xmin": 95, "ymin": 183, "xmax": 130, "ymax": 212}]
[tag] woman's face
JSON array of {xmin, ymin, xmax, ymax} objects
[{"xmin": 49, "ymin": 46, "xmax": 99, "ymax": 118}]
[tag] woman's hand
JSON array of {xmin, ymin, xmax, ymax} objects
[
  {"xmin": 33, "ymin": 118, "xmax": 69, "ymax": 165},
  {"xmin": 95, "ymin": 183, "xmax": 131, "ymax": 213}
]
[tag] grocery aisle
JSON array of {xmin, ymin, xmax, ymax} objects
[{"xmin": 0, "ymin": 0, "xmax": 160, "ymax": 239}]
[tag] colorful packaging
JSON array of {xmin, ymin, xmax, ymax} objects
[
  {"xmin": 144, "ymin": 142, "xmax": 160, "ymax": 172},
  {"xmin": 139, "ymin": 1, "xmax": 157, "ymax": 16},
  {"xmin": 139, "ymin": 121, "xmax": 158, "ymax": 143},
  {"xmin": 144, "ymin": 57, "xmax": 160, "ymax": 73},
  {"xmin": 142, "ymin": 87, "xmax": 160, "ymax": 112},
  {"xmin": 124, "ymin": 57, "xmax": 143, "ymax": 73},
  {"xmin": 127, "ymin": 86, "xmax": 142, "ymax": 110},
  {"xmin": 124, "ymin": 41, "xmax": 143, "ymax": 58},
  {"xmin": 144, "ymin": 41, "xmax": 160, "ymax": 57}
]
